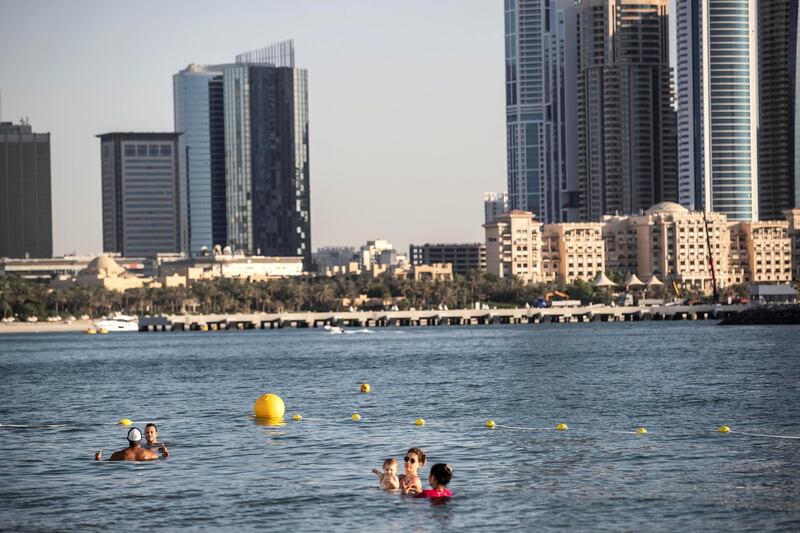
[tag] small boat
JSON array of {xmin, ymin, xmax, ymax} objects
[
  {"xmin": 93, "ymin": 314, "xmax": 139, "ymax": 333},
  {"xmin": 323, "ymin": 325, "xmax": 344, "ymax": 334},
  {"xmin": 85, "ymin": 328, "xmax": 97, "ymax": 335}
]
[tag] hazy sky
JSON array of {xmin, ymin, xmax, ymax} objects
[{"xmin": 0, "ymin": 0, "xmax": 508, "ymax": 256}]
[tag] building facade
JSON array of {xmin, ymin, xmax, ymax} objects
[
  {"xmin": 0, "ymin": 121, "xmax": 52, "ymax": 258},
  {"xmin": 484, "ymin": 192, "xmax": 509, "ymax": 224},
  {"xmin": 97, "ymin": 132, "xmax": 182, "ymax": 257},
  {"xmin": 677, "ymin": 0, "xmax": 759, "ymax": 220},
  {"xmin": 758, "ymin": 0, "xmax": 800, "ymax": 219},
  {"xmin": 409, "ymin": 243, "xmax": 486, "ymax": 276},
  {"xmin": 578, "ymin": 0, "xmax": 677, "ymax": 221},
  {"xmin": 173, "ymin": 63, "xmax": 228, "ymax": 255},
  {"xmin": 485, "ymin": 204, "xmax": 795, "ymax": 292},
  {"xmin": 224, "ymin": 41, "xmax": 311, "ymax": 268}
]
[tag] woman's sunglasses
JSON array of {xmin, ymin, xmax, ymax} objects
[{"xmin": 404, "ymin": 456, "xmax": 416, "ymax": 464}]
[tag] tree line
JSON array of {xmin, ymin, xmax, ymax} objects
[{"xmin": 0, "ymin": 271, "xmax": 696, "ymax": 319}]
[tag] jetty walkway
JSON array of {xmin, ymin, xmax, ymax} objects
[{"xmin": 138, "ymin": 304, "xmax": 747, "ymax": 332}]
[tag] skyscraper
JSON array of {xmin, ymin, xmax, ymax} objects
[
  {"xmin": 543, "ymin": 0, "xmax": 580, "ymax": 223},
  {"xmin": 758, "ymin": 0, "xmax": 799, "ymax": 219},
  {"xmin": 577, "ymin": 0, "xmax": 677, "ymax": 221},
  {"xmin": 0, "ymin": 120, "xmax": 52, "ymax": 258},
  {"xmin": 174, "ymin": 64, "xmax": 228, "ymax": 255},
  {"xmin": 224, "ymin": 41, "xmax": 311, "ymax": 268},
  {"xmin": 97, "ymin": 132, "xmax": 182, "ymax": 257},
  {"xmin": 677, "ymin": 0, "xmax": 759, "ymax": 221},
  {"xmin": 505, "ymin": 0, "xmax": 546, "ymax": 215}
]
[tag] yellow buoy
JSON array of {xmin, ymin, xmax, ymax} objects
[
  {"xmin": 119, "ymin": 418, "xmax": 133, "ymax": 426},
  {"xmin": 360, "ymin": 383, "xmax": 371, "ymax": 393},
  {"xmin": 199, "ymin": 324, "xmax": 209, "ymax": 332},
  {"xmin": 718, "ymin": 425, "xmax": 731, "ymax": 433},
  {"xmin": 86, "ymin": 328, "xmax": 97, "ymax": 335},
  {"xmin": 555, "ymin": 423, "xmax": 568, "ymax": 431},
  {"xmin": 636, "ymin": 427, "xmax": 648, "ymax": 434},
  {"xmin": 253, "ymin": 393, "xmax": 285, "ymax": 420},
  {"xmin": 352, "ymin": 413, "xmax": 361, "ymax": 421},
  {"xmin": 415, "ymin": 418, "xmax": 425, "ymax": 426},
  {"xmin": 292, "ymin": 414, "xmax": 303, "ymax": 421},
  {"xmin": 486, "ymin": 419, "xmax": 496, "ymax": 429},
  {"xmin": 98, "ymin": 328, "xmax": 109, "ymax": 334}
]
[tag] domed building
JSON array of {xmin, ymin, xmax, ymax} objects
[{"xmin": 74, "ymin": 255, "xmax": 148, "ymax": 292}]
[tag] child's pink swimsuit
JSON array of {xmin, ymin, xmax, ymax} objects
[{"xmin": 416, "ymin": 489, "xmax": 452, "ymax": 498}]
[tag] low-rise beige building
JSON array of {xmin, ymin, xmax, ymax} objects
[
  {"xmin": 484, "ymin": 210, "xmax": 543, "ymax": 283},
  {"xmin": 485, "ymin": 202, "xmax": 796, "ymax": 293}
]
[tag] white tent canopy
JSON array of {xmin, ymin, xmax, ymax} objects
[
  {"xmin": 593, "ymin": 272, "xmax": 618, "ymax": 288},
  {"xmin": 624, "ymin": 273, "xmax": 645, "ymax": 287},
  {"xmin": 645, "ymin": 275, "xmax": 664, "ymax": 287}
]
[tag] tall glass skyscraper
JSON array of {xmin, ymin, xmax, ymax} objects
[
  {"xmin": 758, "ymin": 0, "xmax": 799, "ymax": 219},
  {"xmin": 678, "ymin": 0, "xmax": 759, "ymax": 221},
  {"xmin": 173, "ymin": 64, "xmax": 228, "ymax": 255},
  {"xmin": 224, "ymin": 41, "xmax": 311, "ymax": 268},
  {"xmin": 505, "ymin": 0, "xmax": 546, "ymax": 215},
  {"xmin": 577, "ymin": 0, "xmax": 677, "ymax": 221},
  {"xmin": 505, "ymin": 0, "xmax": 580, "ymax": 222}
]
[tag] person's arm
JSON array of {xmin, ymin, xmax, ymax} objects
[
  {"xmin": 94, "ymin": 449, "xmax": 103, "ymax": 461},
  {"xmin": 386, "ymin": 475, "xmax": 400, "ymax": 490},
  {"xmin": 371, "ymin": 469, "xmax": 384, "ymax": 480},
  {"xmin": 159, "ymin": 444, "xmax": 169, "ymax": 458},
  {"xmin": 400, "ymin": 477, "xmax": 420, "ymax": 495}
]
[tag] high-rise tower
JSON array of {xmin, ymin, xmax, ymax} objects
[
  {"xmin": 0, "ymin": 120, "xmax": 52, "ymax": 258},
  {"xmin": 174, "ymin": 64, "xmax": 228, "ymax": 255},
  {"xmin": 677, "ymin": 0, "xmax": 759, "ymax": 221},
  {"xmin": 223, "ymin": 41, "xmax": 311, "ymax": 268},
  {"xmin": 577, "ymin": 0, "xmax": 677, "ymax": 221},
  {"xmin": 758, "ymin": 0, "xmax": 799, "ymax": 219}
]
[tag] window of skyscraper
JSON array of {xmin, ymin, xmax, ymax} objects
[
  {"xmin": 137, "ymin": 145, "xmax": 147, "ymax": 157},
  {"xmin": 125, "ymin": 145, "xmax": 135, "ymax": 157},
  {"xmin": 160, "ymin": 145, "xmax": 172, "ymax": 156}
]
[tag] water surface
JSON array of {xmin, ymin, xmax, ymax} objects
[{"xmin": 1, "ymin": 322, "xmax": 799, "ymax": 531}]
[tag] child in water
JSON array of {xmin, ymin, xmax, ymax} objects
[
  {"xmin": 416, "ymin": 463, "xmax": 453, "ymax": 499},
  {"xmin": 372, "ymin": 458, "xmax": 400, "ymax": 490}
]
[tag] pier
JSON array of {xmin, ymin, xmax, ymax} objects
[{"xmin": 137, "ymin": 304, "xmax": 748, "ymax": 332}]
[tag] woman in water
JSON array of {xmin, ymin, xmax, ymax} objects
[
  {"xmin": 416, "ymin": 463, "xmax": 453, "ymax": 499},
  {"xmin": 399, "ymin": 447, "xmax": 426, "ymax": 495}
]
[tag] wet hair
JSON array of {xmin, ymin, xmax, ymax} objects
[
  {"xmin": 145, "ymin": 423, "xmax": 157, "ymax": 432},
  {"xmin": 406, "ymin": 447, "xmax": 427, "ymax": 466},
  {"xmin": 383, "ymin": 458, "xmax": 397, "ymax": 468},
  {"xmin": 429, "ymin": 463, "xmax": 452, "ymax": 487}
]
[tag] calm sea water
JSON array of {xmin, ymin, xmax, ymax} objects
[{"xmin": 1, "ymin": 322, "xmax": 799, "ymax": 531}]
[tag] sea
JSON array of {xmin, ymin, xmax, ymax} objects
[{"xmin": 1, "ymin": 322, "xmax": 799, "ymax": 531}]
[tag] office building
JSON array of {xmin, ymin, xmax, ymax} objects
[
  {"xmin": 677, "ymin": 0, "xmax": 759, "ymax": 220},
  {"xmin": 97, "ymin": 132, "xmax": 182, "ymax": 257},
  {"xmin": 224, "ymin": 40, "xmax": 311, "ymax": 268},
  {"xmin": 409, "ymin": 243, "xmax": 486, "ymax": 276},
  {"xmin": 758, "ymin": 0, "xmax": 800, "ymax": 219},
  {"xmin": 173, "ymin": 63, "xmax": 228, "ymax": 255},
  {"xmin": 578, "ymin": 0, "xmax": 677, "ymax": 221},
  {"xmin": 484, "ymin": 192, "xmax": 509, "ymax": 224},
  {"xmin": 0, "ymin": 120, "xmax": 52, "ymax": 258},
  {"xmin": 543, "ymin": 0, "xmax": 581, "ymax": 222}
]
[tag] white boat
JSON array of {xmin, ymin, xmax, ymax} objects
[
  {"xmin": 323, "ymin": 325, "xmax": 344, "ymax": 334},
  {"xmin": 93, "ymin": 314, "xmax": 139, "ymax": 332}
]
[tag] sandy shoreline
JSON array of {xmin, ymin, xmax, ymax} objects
[{"xmin": 0, "ymin": 320, "xmax": 94, "ymax": 334}]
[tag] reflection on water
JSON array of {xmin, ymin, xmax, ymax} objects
[{"xmin": 1, "ymin": 323, "xmax": 799, "ymax": 530}]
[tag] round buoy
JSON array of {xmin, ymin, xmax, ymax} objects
[
  {"xmin": 352, "ymin": 413, "xmax": 361, "ymax": 421},
  {"xmin": 360, "ymin": 383, "xmax": 371, "ymax": 393},
  {"xmin": 486, "ymin": 419, "xmax": 496, "ymax": 429},
  {"xmin": 415, "ymin": 418, "xmax": 425, "ymax": 427},
  {"xmin": 253, "ymin": 393, "xmax": 285, "ymax": 420},
  {"xmin": 636, "ymin": 427, "xmax": 648, "ymax": 434},
  {"xmin": 718, "ymin": 425, "xmax": 731, "ymax": 433},
  {"xmin": 555, "ymin": 423, "xmax": 568, "ymax": 431},
  {"xmin": 119, "ymin": 418, "xmax": 132, "ymax": 426},
  {"xmin": 292, "ymin": 414, "xmax": 302, "ymax": 421}
]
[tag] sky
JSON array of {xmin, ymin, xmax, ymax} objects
[{"xmin": 0, "ymin": 0, "xmax": 508, "ymax": 256}]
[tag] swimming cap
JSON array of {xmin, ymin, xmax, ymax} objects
[{"xmin": 127, "ymin": 427, "xmax": 142, "ymax": 442}]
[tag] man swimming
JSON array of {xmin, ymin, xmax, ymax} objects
[
  {"xmin": 143, "ymin": 423, "xmax": 169, "ymax": 457},
  {"xmin": 94, "ymin": 427, "xmax": 165, "ymax": 462}
]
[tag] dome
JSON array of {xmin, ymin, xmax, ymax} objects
[
  {"xmin": 645, "ymin": 202, "xmax": 689, "ymax": 215},
  {"xmin": 83, "ymin": 255, "xmax": 125, "ymax": 278}
]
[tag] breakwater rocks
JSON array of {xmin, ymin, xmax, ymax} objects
[{"xmin": 719, "ymin": 305, "xmax": 800, "ymax": 325}]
